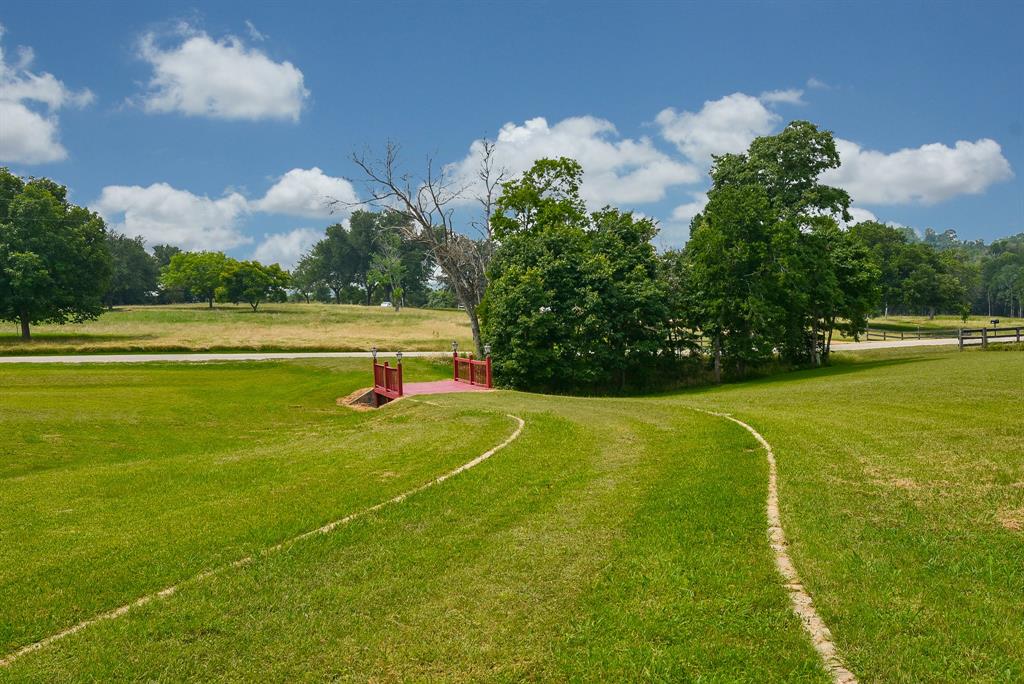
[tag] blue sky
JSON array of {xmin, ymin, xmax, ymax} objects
[{"xmin": 1, "ymin": 1, "xmax": 1021, "ymax": 267}]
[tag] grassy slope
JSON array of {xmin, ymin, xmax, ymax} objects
[
  {"xmin": 2, "ymin": 348, "xmax": 1021, "ymax": 681},
  {"xmin": 0, "ymin": 360, "xmax": 823, "ymax": 681},
  {"xmin": 0, "ymin": 303, "xmax": 473, "ymax": 355},
  {"xmin": 672, "ymin": 346, "xmax": 1024, "ymax": 682}
]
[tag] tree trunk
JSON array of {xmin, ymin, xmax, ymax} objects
[
  {"xmin": 810, "ymin": 320, "xmax": 819, "ymax": 367},
  {"xmin": 19, "ymin": 313, "xmax": 31, "ymax": 340},
  {"xmin": 331, "ymin": 287, "xmax": 342, "ymax": 303},
  {"xmin": 466, "ymin": 305, "xmax": 484, "ymax": 357},
  {"xmin": 208, "ymin": 296, "xmax": 214, "ymax": 309},
  {"xmin": 712, "ymin": 333, "xmax": 722, "ymax": 383}
]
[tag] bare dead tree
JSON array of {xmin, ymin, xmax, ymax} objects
[{"xmin": 332, "ymin": 141, "xmax": 506, "ymax": 355}]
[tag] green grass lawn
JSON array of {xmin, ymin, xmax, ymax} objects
[
  {"xmin": 1, "ymin": 347, "xmax": 1021, "ymax": 680},
  {"xmin": 865, "ymin": 313, "xmax": 1024, "ymax": 332},
  {"xmin": 0, "ymin": 303, "xmax": 473, "ymax": 355}
]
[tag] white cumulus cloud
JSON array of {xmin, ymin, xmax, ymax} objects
[
  {"xmin": 759, "ymin": 88, "xmax": 805, "ymax": 105},
  {"xmin": 655, "ymin": 92, "xmax": 780, "ymax": 164},
  {"xmin": 846, "ymin": 207, "xmax": 878, "ymax": 224},
  {"xmin": 253, "ymin": 167, "xmax": 359, "ymax": 218},
  {"xmin": 670, "ymin": 192, "xmax": 709, "ymax": 223},
  {"xmin": 135, "ymin": 25, "xmax": 308, "ymax": 121},
  {"xmin": 448, "ymin": 115, "xmax": 700, "ymax": 209},
  {"xmin": 824, "ymin": 137, "xmax": 1013, "ymax": 205},
  {"xmin": 93, "ymin": 183, "xmax": 251, "ymax": 251},
  {"xmin": 253, "ymin": 228, "xmax": 321, "ymax": 270},
  {"xmin": 93, "ymin": 168, "xmax": 360, "ymax": 252},
  {"xmin": 0, "ymin": 24, "xmax": 94, "ymax": 164}
]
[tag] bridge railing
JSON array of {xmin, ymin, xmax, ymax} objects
[
  {"xmin": 453, "ymin": 352, "xmax": 492, "ymax": 388},
  {"xmin": 371, "ymin": 349, "xmax": 403, "ymax": 402}
]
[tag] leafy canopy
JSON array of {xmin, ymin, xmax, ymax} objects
[{"xmin": 0, "ymin": 168, "xmax": 111, "ymax": 338}]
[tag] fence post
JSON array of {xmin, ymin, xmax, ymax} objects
[
  {"xmin": 958, "ymin": 328, "xmax": 963, "ymax": 351},
  {"xmin": 982, "ymin": 327, "xmax": 988, "ymax": 349},
  {"xmin": 1017, "ymin": 327, "xmax": 1021, "ymax": 343}
]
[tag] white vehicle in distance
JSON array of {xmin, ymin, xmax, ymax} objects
[{"xmin": 380, "ymin": 301, "xmax": 393, "ymax": 307}]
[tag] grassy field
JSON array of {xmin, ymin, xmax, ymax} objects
[
  {"xmin": 865, "ymin": 313, "xmax": 1024, "ymax": 332},
  {"xmin": 4, "ymin": 303, "xmax": 1018, "ymax": 357},
  {"xmin": 1, "ymin": 347, "xmax": 1021, "ymax": 680},
  {"xmin": 0, "ymin": 303, "xmax": 474, "ymax": 355}
]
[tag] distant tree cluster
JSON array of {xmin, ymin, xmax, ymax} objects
[
  {"xmin": 849, "ymin": 223, "xmax": 1024, "ymax": 320},
  {"xmin": 293, "ymin": 209, "xmax": 434, "ymax": 310},
  {"xmin": 160, "ymin": 252, "xmax": 289, "ymax": 311}
]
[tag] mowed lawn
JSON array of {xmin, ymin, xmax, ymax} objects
[
  {"xmin": 1, "ymin": 347, "xmax": 1021, "ymax": 680},
  {"xmin": 1, "ymin": 359, "xmax": 823, "ymax": 680},
  {"xmin": 0, "ymin": 303, "xmax": 473, "ymax": 355}
]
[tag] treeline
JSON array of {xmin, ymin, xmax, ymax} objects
[
  {"xmin": 0, "ymin": 166, "xmax": 445, "ymax": 339},
  {"xmin": 109, "ymin": 210, "xmax": 443, "ymax": 311},
  {"xmin": 481, "ymin": 121, "xmax": 1021, "ymax": 392},
  {"xmin": 291, "ymin": 210, "xmax": 441, "ymax": 310},
  {"xmin": 850, "ymin": 222, "xmax": 1024, "ymax": 319},
  {"xmin": 483, "ymin": 123, "xmax": 878, "ymax": 390}
]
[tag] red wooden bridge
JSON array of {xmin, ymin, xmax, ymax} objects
[{"xmin": 371, "ymin": 344, "xmax": 492, "ymax": 405}]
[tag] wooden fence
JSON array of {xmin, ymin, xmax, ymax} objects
[
  {"xmin": 958, "ymin": 326, "xmax": 1023, "ymax": 350},
  {"xmin": 865, "ymin": 327, "xmax": 959, "ymax": 341}
]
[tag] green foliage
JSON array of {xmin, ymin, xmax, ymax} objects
[
  {"xmin": 218, "ymin": 260, "xmax": 291, "ymax": 311},
  {"xmin": 368, "ymin": 232, "xmax": 406, "ymax": 310},
  {"xmin": 160, "ymin": 251, "xmax": 229, "ymax": 307},
  {"xmin": 482, "ymin": 158, "xmax": 684, "ymax": 392},
  {"xmin": 299, "ymin": 210, "xmax": 432, "ymax": 306},
  {"xmin": 683, "ymin": 121, "xmax": 873, "ymax": 374},
  {"xmin": 152, "ymin": 244, "xmax": 182, "ymax": 268},
  {"xmin": 426, "ymin": 287, "xmax": 457, "ymax": 309},
  {"xmin": 105, "ymin": 232, "xmax": 159, "ymax": 306},
  {"xmin": 0, "ymin": 168, "xmax": 111, "ymax": 338}
]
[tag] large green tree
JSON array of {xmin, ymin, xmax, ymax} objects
[
  {"xmin": 482, "ymin": 158, "xmax": 679, "ymax": 392},
  {"xmin": 306, "ymin": 224, "xmax": 357, "ymax": 303},
  {"xmin": 160, "ymin": 251, "xmax": 230, "ymax": 308},
  {"xmin": 684, "ymin": 120, "xmax": 874, "ymax": 376},
  {"xmin": 105, "ymin": 232, "xmax": 159, "ymax": 307},
  {"xmin": 219, "ymin": 260, "xmax": 290, "ymax": 311},
  {"xmin": 0, "ymin": 169, "xmax": 111, "ymax": 339}
]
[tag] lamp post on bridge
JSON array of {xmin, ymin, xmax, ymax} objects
[
  {"xmin": 483, "ymin": 344, "xmax": 492, "ymax": 388},
  {"xmin": 452, "ymin": 340, "xmax": 459, "ymax": 381},
  {"xmin": 395, "ymin": 351, "xmax": 403, "ymax": 396}
]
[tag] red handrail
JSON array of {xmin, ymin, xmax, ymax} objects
[
  {"xmin": 453, "ymin": 352, "xmax": 492, "ymax": 388},
  {"xmin": 373, "ymin": 360, "xmax": 403, "ymax": 399}
]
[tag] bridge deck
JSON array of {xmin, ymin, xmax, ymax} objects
[{"xmin": 402, "ymin": 379, "xmax": 493, "ymax": 396}]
